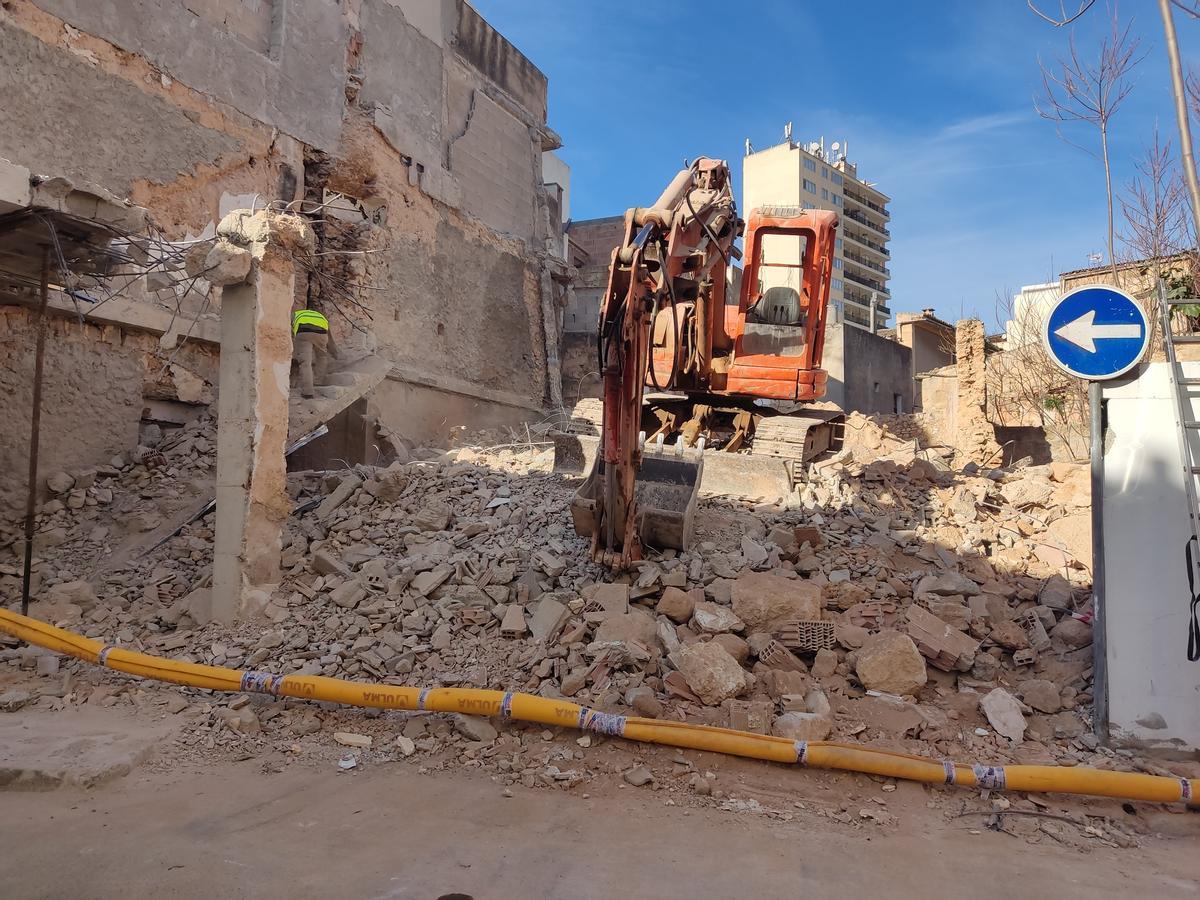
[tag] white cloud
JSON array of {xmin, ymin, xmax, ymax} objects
[{"xmin": 935, "ymin": 110, "xmax": 1032, "ymax": 140}]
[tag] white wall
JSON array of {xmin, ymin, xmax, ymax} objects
[
  {"xmin": 542, "ymin": 150, "xmax": 570, "ymax": 258},
  {"xmin": 1006, "ymin": 282, "xmax": 1060, "ymax": 348},
  {"xmin": 1101, "ymin": 362, "xmax": 1200, "ymax": 750}
]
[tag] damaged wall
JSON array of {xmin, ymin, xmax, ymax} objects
[
  {"xmin": 0, "ymin": 305, "xmax": 217, "ymax": 514},
  {"xmin": 26, "ymin": 0, "xmax": 348, "ymax": 151},
  {"xmin": 0, "ymin": 0, "xmax": 564, "ymax": 505}
]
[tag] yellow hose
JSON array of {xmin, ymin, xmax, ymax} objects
[{"xmin": 1, "ymin": 607, "xmax": 1193, "ymax": 805}]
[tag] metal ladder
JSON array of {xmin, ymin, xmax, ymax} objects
[{"xmin": 1158, "ymin": 281, "xmax": 1200, "ymax": 660}]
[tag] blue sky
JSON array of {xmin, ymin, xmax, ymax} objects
[{"xmin": 471, "ymin": 0, "xmax": 1196, "ymax": 329}]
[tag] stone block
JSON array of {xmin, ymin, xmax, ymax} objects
[
  {"xmin": 726, "ymin": 699, "xmax": 775, "ymax": 735},
  {"xmin": 854, "ymin": 630, "xmax": 927, "ymax": 696},
  {"xmin": 731, "ymin": 572, "xmax": 821, "ymax": 630},
  {"xmin": 672, "ymin": 641, "xmax": 748, "ymax": 705}
]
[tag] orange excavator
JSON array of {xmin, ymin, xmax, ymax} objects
[{"xmin": 561, "ymin": 157, "xmax": 843, "ymax": 569}]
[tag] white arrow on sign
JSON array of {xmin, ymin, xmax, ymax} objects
[{"xmin": 1053, "ymin": 308, "xmax": 1142, "ymax": 353}]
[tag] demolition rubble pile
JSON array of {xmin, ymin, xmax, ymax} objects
[{"xmin": 3, "ymin": 411, "xmax": 1186, "ymax": 793}]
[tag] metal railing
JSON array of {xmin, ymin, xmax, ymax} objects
[
  {"xmin": 844, "ymin": 269, "xmax": 889, "ymax": 293},
  {"xmin": 843, "ymin": 209, "xmax": 890, "ymax": 238},
  {"xmin": 843, "ymin": 190, "xmax": 889, "ymax": 218},
  {"xmin": 843, "ymin": 252, "xmax": 890, "ymax": 277},
  {"xmin": 842, "ymin": 228, "xmax": 890, "ymax": 257},
  {"xmin": 844, "ymin": 287, "xmax": 891, "ymax": 313}
]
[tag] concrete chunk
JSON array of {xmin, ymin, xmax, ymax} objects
[
  {"xmin": 692, "ymin": 600, "xmax": 743, "ymax": 634},
  {"xmin": 317, "ymin": 475, "xmax": 363, "ymax": 521},
  {"xmin": 528, "ymin": 597, "xmax": 569, "ymax": 643},
  {"xmin": 981, "ymin": 688, "xmax": 1027, "ymax": 742}
]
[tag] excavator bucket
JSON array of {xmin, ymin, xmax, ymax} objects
[
  {"xmin": 555, "ymin": 431, "xmax": 794, "ymax": 505},
  {"xmin": 688, "ymin": 452, "xmax": 793, "ymax": 503},
  {"xmin": 567, "ymin": 442, "xmax": 704, "ymax": 555},
  {"xmin": 551, "ymin": 430, "xmax": 593, "ymax": 478}
]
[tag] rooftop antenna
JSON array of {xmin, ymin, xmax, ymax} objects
[
  {"xmin": 745, "ymin": 137, "xmax": 752, "ymax": 156},
  {"xmin": 784, "ymin": 121, "xmax": 793, "ymax": 144},
  {"xmin": 1087, "ymin": 252, "xmax": 1103, "ymax": 265}
]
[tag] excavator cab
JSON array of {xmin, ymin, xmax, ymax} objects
[{"xmin": 730, "ymin": 206, "xmax": 836, "ymax": 386}]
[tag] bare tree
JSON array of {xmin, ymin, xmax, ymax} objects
[
  {"xmin": 1028, "ymin": 0, "xmax": 1097, "ymax": 26},
  {"xmin": 1031, "ymin": 0, "xmax": 1200, "ymax": 26},
  {"xmin": 990, "ymin": 287, "xmax": 1090, "ymax": 460},
  {"xmin": 1119, "ymin": 130, "xmax": 1196, "ymax": 335},
  {"xmin": 1120, "ymin": 129, "xmax": 1189, "ymax": 262},
  {"xmin": 1159, "ymin": 0, "xmax": 1200, "ymax": 255},
  {"xmin": 1035, "ymin": 11, "xmax": 1146, "ymax": 284}
]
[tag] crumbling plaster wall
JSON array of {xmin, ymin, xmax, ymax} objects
[
  {"xmin": 323, "ymin": 118, "xmax": 547, "ymax": 404},
  {"xmin": 0, "ymin": 19, "xmax": 241, "ymax": 198},
  {"xmin": 27, "ymin": 0, "xmax": 348, "ymax": 151},
  {"xmin": 953, "ymin": 319, "xmax": 1001, "ymax": 465},
  {"xmin": 0, "ymin": 306, "xmax": 217, "ymax": 514},
  {"xmin": 1, "ymin": 0, "xmax": 559, "ymax": 478},
  {"xmin": 0, "ymin": 1, "xmax": 304, "ymax": 234},
  {"xmin": 330, "ymin": 0, "xmax": 555, "ymax": 406}
]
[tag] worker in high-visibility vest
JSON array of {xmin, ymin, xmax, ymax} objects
[{"xmin": 292, "ymin": 308, "xmax": 338, "ymax": 398}]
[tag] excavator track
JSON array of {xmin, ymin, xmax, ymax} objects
[
  {"xmin": 749, "ymin": 410, "xmax": 846, "ymax": 484},
  {"xmin": 553, "ymin": 396, "xmax": 844, "ymax": 500},
  {"xmin": 560, "ymin": 397, "xmax": 605, "ymax": 434}
]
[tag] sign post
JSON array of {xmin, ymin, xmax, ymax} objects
[{"xmin": 1042, "ymin": 284, "xmax": 1151, "ymax": 742}]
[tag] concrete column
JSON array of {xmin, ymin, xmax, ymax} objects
[{"xmin": 208, "ymin": 210, "xmax": 314, "ymax": 622}]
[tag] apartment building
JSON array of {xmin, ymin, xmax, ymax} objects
[{"xmin": 743, "ymin": 136, "xmax": 893, "ymax": 332}]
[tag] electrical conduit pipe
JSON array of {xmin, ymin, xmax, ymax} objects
[{"xmin": 0, "ymin": 607, "xmax": 1193, "ymax": 805}]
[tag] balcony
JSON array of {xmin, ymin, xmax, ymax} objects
[
  {"xmin": 843, "ymin": 251, "xmax": 890, "ymax": 278},
  {"xmin": 843, "ymin": 208, "xmax": 890, "ymax": 238},
  {"xmin": 842, "ymin": 228, "xmax": 890, "ymax": 258},
  {"xmin": 843, "ymin": 189, "xmax": 890, "ymax": 219},
  {"xmin": 844, "ymin": 269, "xmax": 890, "ymax": 295},
  {"xmin": 844, "ymin": 280, "xmax": 891, "ymax": 305},
  {"xmin": 842, "ymin": 294, "xmax": 891, "ymax": 330},
  {"xmin": 843, "ymin": 305, "xmax": 873, "ymax": 328}
]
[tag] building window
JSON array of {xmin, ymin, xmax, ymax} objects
[
  {"xmin": 833, "ymin": 258, "xmax": 843, "ymax": 270},
  {"xmin": 804, "ymin": 158, "xmax": 816, "ymax": 172},
  {"xmin": 873, "ymin": 382, "xmax": 880, "ymax": 394},
  {"xmin": 832, "ymin": 277, "xmax": 844, "ymax": 290},
  {"xmin": 831, "ymin": 173, "xmax": 843, "ymax": 185},
  {"xmin": 803, "ymin": 178, "xmax": 817, "ymax": 193},
  {"xmin": 831, "ymin": 195, "xmax": 842, "ymax": 206},
  {"xmin": 894, "ymin": 393, "xmax": 904, "ymax": 414},
  {"xmin": 835, "ymin": 238, "xmax": 843, "ymax": 250},
  {"xmin": 821, "ymin": 188, "xmax": 829, "ymax": 201},
  {"xmin": 822, "ymin": 167, "xmax": 828, "ymax": 179}
]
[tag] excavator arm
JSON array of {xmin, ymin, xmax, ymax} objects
[{"xmin": 569, "ymin": 158, "xmax": 740, "ymax": 568}]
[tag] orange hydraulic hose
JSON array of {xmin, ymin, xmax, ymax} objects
[{"xmin": 0, "ymin": 607, "xmax": 1193, "ymax": 805}]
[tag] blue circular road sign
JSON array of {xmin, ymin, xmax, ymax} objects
[{"xmin": 1042, "ymin": 284, "xmax": 1150, "ymax": 380}]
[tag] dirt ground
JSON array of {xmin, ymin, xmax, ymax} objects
[{"xmin": 1, "ymin": 706, "xmax": 1197, "ymax": 900}]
